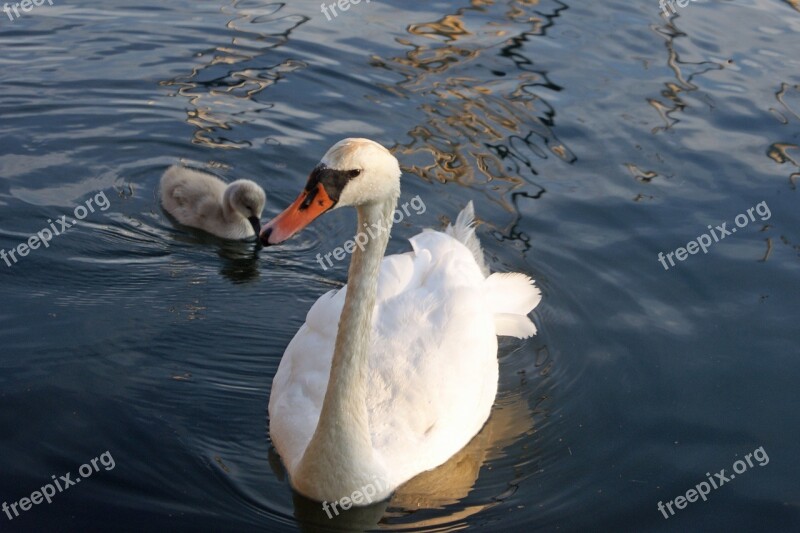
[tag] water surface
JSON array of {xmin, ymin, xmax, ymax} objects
[{"xmin": 1, "ymin": 0, "xmax": 799, "ymax": 531}]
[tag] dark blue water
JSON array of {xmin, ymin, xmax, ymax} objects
[{"xmin": 1, "ymin": 1, "xmax": 798, "ymax": 531}]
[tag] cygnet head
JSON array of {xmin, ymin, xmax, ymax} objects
[
  {"xmin": 260, "ymin": 138, "xmax": 401, "ymax": 246},
  {"xmin": 224, "ymin": 180, "xmax": 267, "ymax": 236}
]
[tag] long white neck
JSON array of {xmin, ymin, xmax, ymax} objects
[{"xmin": 292, "ymin": 197, "xmax": 397, "ymax": 501}]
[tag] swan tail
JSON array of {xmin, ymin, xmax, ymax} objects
[
  {"xmin": 445, "ymin": 201, "xmax": 490, "ymax": 277},
  {"xmin": 485, "ymin": 272, "xmax": 541, "ymax": 338},
  {"xmin": 445, "ymin": 202, "xmax": 541, "ymax": 338}
]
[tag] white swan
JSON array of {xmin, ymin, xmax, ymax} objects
[
  {"xmin": 261, "ymin": 138, "xmax": 541, "ymax": 504},
  {"xmin": 160, "ymin": 165, "xmax": 266, "ymax": 240}
]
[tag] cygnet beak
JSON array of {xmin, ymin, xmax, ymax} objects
[{"xmin": 248, "ymin": 216, "xmax": 261, "ymax": 238}]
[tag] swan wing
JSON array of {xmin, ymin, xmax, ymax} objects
[
  {"xmin": 269, "ymin": 211, "xmax": 540, "ymax": 488},
  {"xmin": 270, "ymin": 232, "xmax": 492, "ymax": 481},
  {"xmin": 365, "ymin": 230, "xmax": 498, "ymax": 488}
]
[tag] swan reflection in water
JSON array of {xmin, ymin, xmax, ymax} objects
[{"xmin": 273, "ymin": 390, "xmax": 535, "ymax": 532}]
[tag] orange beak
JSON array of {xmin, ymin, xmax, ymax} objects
[{"xmin": 260, "ymin": 183, "xmax": 336, "ymax": 246}]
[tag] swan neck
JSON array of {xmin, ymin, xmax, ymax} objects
[
  {"xmin": 294, "ymin": 196, "xmax": 397, "ymax": 495},
  {"xmin": 335, "ymin": 199, "xmax": 394, "ymax": 365}
]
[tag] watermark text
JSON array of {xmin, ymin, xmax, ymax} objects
[
  {"xmin": 322, "ymin": 477, "xmax": 385, "ymax": 518},
  {"xmin": 321, "ymin": 0, "xmax": 371, "ymax": 22},
  {"xmin": 657, "ymin": 445, "xmax": 769, "ymax": 519},
  {"xmin": 1, "ymin": 191, "xmax": 110, "ymax": 268},
  {"xmin": 3, "ymin": 450, "xmax": 115, "ymax": 522},
  {"xmin": 315, "ymin": 195, "xmax": 426, "ymax": 271},
  {"xmin": 659, "ymin": 0, "xmax": 697, "ymax": 17},
  {"xmin": 3, "ymin": 0, "xmax": 54, "ymax": 23},
  {"xmin": 658, "ymin": 201, "xmax": 771, "ymax": 271}
]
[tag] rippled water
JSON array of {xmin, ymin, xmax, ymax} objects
[{"xmin": 1, "ymin": 1, "xmax": 799, "ymax": 531}]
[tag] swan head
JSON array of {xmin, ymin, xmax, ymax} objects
[
  {"xmin": 224, "ymin": 179, "xmax": 267, "ymax": 236},
  {"xmin": 260, "ymin": 138, "xmax": 401, "ymax": 246}
]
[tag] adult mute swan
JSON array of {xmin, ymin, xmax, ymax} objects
[
  {"xmin": 261, "ymin": 138, "xmax": 541, "ymax": 505},
  {"xmin": 160, "ymin": 165, "xmax": 266, "ymax": 240}
]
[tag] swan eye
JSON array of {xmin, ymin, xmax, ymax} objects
[
  {"xmin": 303, "ymin": 165, "xmax": 360, "ymax": 205},
  {"xmin": 300, "ymin": 187, "xmax": 319, "ymax": 209}
]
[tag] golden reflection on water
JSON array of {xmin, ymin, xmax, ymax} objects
[
  {"xmin": 648, "ymin": 17, "xmax": 725, "ymax": 134},
  {"xmin": 285, "ymin": 391, "xmax": 537, "ymax": 532},
  {"xmin": 767, "ymin": 142, "xmax": 800, "ymax": 189},
  {"xmin": 625, "ymin": 12, "xmax": 728, "ymax": 188},
  {"xmin": 384, "ymin": 392, "xmax": 535, "ymax": 526},
  {"xmin": 769, "ymin": 83, "xmax": 800, "ymax": 190},
  {"xmin": 774, "ymin": 82, "xmax": 800, "ymax": 122},
  {"xmin": 371, "ymin": 1, "xmax": 575, "ymax": 223},
  {"xmin": 161, "ymin": 1, "xmax": 308, "ymax": 148}
]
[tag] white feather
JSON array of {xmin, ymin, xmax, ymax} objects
[{"xmin": 269, "ymin": 200, "xmax": 541, "ymax": 499}]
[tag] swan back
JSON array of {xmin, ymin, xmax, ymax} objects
[{"xmin": 269, "ymin": 202, "xmax": 541, "ymax": 501}]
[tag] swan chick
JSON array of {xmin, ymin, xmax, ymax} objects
[{"xmin": 160, "ymin": 165, "xmax": 266, "ymax": 240}]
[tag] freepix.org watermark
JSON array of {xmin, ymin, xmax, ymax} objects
[
  {"xmin": 659, "ymin": 0, "xmax": 697, "ymax": 17},
  {"xmin": 2, "ymin": 0, "xmax": 54, "ymax": 23},
  {"xmin": 657, "ymin": 201, "xmax": 771, "ymax": 271},
  {"xmin": 320, "ymin": 0, "xmax": 371, "ymax": 22},
  {"xmin": 322, "ymin": 477, "xmax": 386, "ymax": 518},
  {"xmin": 657, "ymin": 446, "xmax": 769, "ymax": 519},
  {"xmin": 315, "ymin": 194, "xmax": 426, "ymax": 271},
  {"xmin": 2, "ymin": 451, "xmax": 115, "ymax": 522},
  {"xmin": 1, "ymin": 191, "xmax": 110, "ymax": 268}
]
